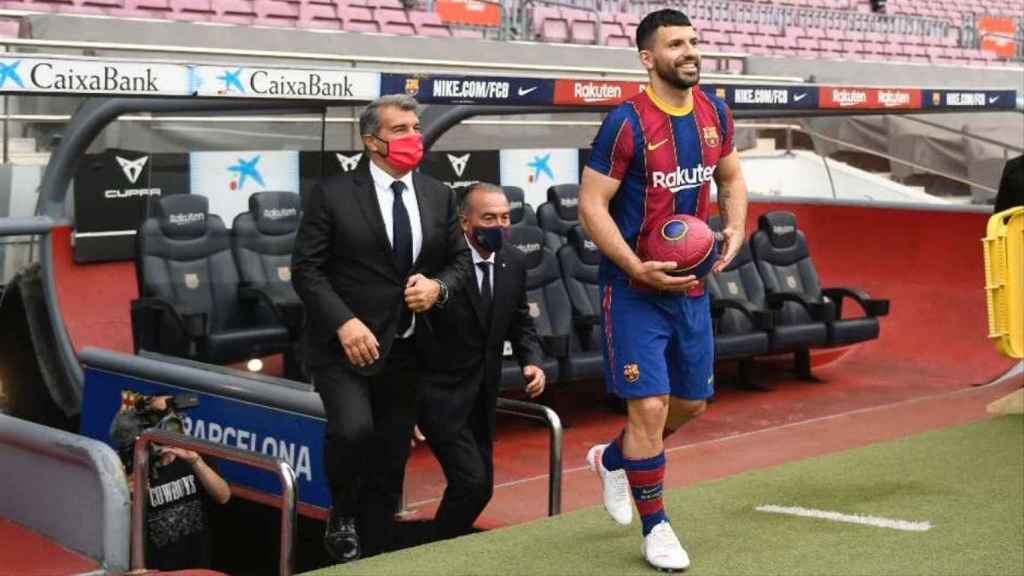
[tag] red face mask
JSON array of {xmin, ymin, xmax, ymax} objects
[{"xmin": 375, "ymin": 132, "xmax": 424, "ymax": 173}]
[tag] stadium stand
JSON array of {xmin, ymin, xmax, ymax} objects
[{"xmin": 0, "ymin": 0, "xmax": 1018, "ymax": 67}]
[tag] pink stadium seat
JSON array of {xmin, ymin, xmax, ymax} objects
[
  {"xmin": 366, "ymin": 0, "xmax": 402, "ymax": 7},
  {"xmin": 804, "ymin": 27, "xmax": 826, "ymax": 39},
  {"xmin": 216, "ymin": 0, "xmax": 256, "ymax": 24},
  {"xmin": 0, "ymin": 18, "xmax": 19, "ymax": 37},
  {"xmin": 533, "ymin": 6, "xmax": 568, "ymax": 43},
  {"xmin": 565, "ymin": 9, "xmax": 597, "ymax": 44},
  {"xmin": 616, "ymin": 11, "xmax": 639, "ymax": 27},
  {"xmin": 598, "ymin": 15, "xmax": 629, "ymax": 46},
  {"xmin": 298, "ymin": 2, "xmax": 342, "ymax": 30},
  {"xmin": 408, "ymin": 10, "xmax": 452, "ymax": 37},
  {"xmin": 123, "ymin": 0, "xmax": 172, "ymax": 16},
  {"xmin": 24, "ymin": 0, "xmax": 74, "ymax": 12},
  {"xmin": 75, "ymin": 0, "xmax": 124, "ymax": 14},
  {"xmin": 376, "ymin": 7, "xmax": 414, "ymax": 35},
  {"xmin": 169, "ymin": 0, "xmax": 214, "ymax": 21},
  {"xmin": 819, "ymin": 38, "xmax": 842, "ymax": 52},
  {"xmin": 757, "ymin": 23, "xmax": 781, "ymax": 36},
  {"xmin": 253, "ymin": 0, "xmax": 298, "ymax": 26},
  {"xmin": 731, "ymin": 32, "xmax": 755, "ymax": 48},
  {"xmin": 340, "ymin": 4, "xmax": 379, "ymax": 33}
]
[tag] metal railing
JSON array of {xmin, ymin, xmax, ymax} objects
[
  {"xmin": 901, "ymin": 115, "xmax": 1024, "ymax": 160},
  {"xmin": 131, "ymin": 428, "xmax": 298, "ymax": 576},
  {"xmin": 496, "ymin": 397, "xmax": 563, "ymax": 516}
]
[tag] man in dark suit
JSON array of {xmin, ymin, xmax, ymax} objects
[
  {"xmin": 418, "ymin": 182, "xmax": 546, "ymax": 541},
  {"xmin": 291, "ymin": 94, "xmax": 470, "ymax": 562}
]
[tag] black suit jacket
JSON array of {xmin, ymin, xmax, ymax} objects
[
  {"xmin": 420, "ymin": 245, "xmax": 545, "ymax": 441},
  {"xmin": 291, "ymin": 160, "xmax": 470, "ymax": 374}
]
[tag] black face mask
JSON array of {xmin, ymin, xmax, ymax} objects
[{"xmin": 471, "ymin": 226, "xmax": 509, "ymax": 254}]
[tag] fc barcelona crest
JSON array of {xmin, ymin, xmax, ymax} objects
[
  {"xmin": 405, "ymin": 78, "xmax": 421, "ymax": 96},
  {"xmin": 277, "ymin": 266, "xmax": 291, "ymax": 282},
  {"xmin": 702, "ymin": 126, "xmax": 720, "ymax": 148},
  {"xmin": 715, "ymin": 87, "xmax": 727, "ymax": 99},
  {"xmin": 931, "ymin": 92, "xmax": 941, "ymax": 106},
  {"xmin": 528, "ymin": 302, "xmax": 541, "ymax": 318},
  {"xmin": 185, "ymin": 273, "xmax": 200, "ymax": 289},
  {"xmin": 623, "ymin": 363, "xmax": 640, "ymax": 383}
]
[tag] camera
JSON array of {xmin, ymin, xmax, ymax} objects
[{"xmin": 109, "ymin": 391, "xmax": 200, "ymax": 477}]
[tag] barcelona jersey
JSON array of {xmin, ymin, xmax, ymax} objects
[{"xmin": 587, "ymin": 86, "xmax": 735, "ymax": 285}]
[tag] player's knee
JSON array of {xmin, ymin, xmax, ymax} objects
[{"xmin": 680, "ymin": 399, "xmax": 707, "ymax": 419}]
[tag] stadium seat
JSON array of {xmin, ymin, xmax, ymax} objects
[
  {"xmin": 123, "ymin": 0, "xmax": 173, "ymax": 17},
  {"xmin": 556, "ymin": 225, "xmax": 604, "ymax": 381},
  {"xmin": 231, "ymin": 191, "xmax": 305, "ymax": 378},
  {"xmin": 168, "ymin": 0, "xmax": 215, "ymax": 22},
  {"xmin": 253, "ymin": 0, "xmax": 299, "ymax": 27},
  {"xmin": 503, "ymin": 186, "xmax": 538, "ymax": 229},
  {"xmin": 131, "ymin": 194, "xmax": 292, "ymax": 366},
  {"xmin": 231, "ymin": 191, "xmax": 304, "ymax": 328},
  {"xmin": 408, "ymin": 10, "xmax": 452, "ymax": 37},
  {"xmin": 536, "ymin": 184, "xmax": 580, "ymax": 252},
  {"xmin": 705, "ymin": 216, "xmax": 775, "ymax": 388},
  {"xmin": 339, "ymin": 4, "xmax": 379, "ymax": 33},
  {"xmin": 501, "ymin": 226, "xmax": 568, "ymax": 389},
  {"xmin": 215, "ymin": 0, "xmax": 257, "ymax": 25},
  {"xmin": 533, "ymin": 6, "xmax": 569, "ymax": 43},
  {"xmin": 375, "ymin": 6, "xmax": 414, "ymax": 35},
  {"xmin": 298, "ymin": 2, "xmax": 343, "ymax": 30},
  {"xmin": 750, "ymin": 211, "xmax": 889, "ymax": 352}
]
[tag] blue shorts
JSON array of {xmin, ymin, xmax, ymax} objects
[{"xmin": 600, "ymin": 283, "xmax": 715, "ymax": 401}]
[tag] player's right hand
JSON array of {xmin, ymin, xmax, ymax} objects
[
  {"xmin": 631, "ymin": 260, "xmax": 700, "ymax": 293},
  {"xmin": 338, "ymin": 318, "xmax": 379, "ymax": 367}
]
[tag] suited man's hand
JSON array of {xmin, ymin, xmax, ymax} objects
[
  {"xmin": 338, "ymin": 318, "xmax": 379, "ymax": 367},
  {"xmin": 404, "ymin": 274, "xmax": 441, "ymax": 313},
  {"xmin": 523, "ymin": 365, "xmax": 546, "ymax": 398}
]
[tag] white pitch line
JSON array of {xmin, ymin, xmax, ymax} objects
[{"xmin": 755, "ymin": 505, "xmax": 933, "ymax": 532}]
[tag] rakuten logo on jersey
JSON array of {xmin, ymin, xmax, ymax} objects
[
  {"xmin": 554, "ymin": 79, "xmax": 643, "ymax": 105},
  {"xmin": 651, "ymin": 164, "xmax": 715, "ymax": 193}
]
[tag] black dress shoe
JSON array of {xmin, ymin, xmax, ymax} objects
[{"xmin": 324, "ymin": 508, "xmax": 360, "ymax": 563}]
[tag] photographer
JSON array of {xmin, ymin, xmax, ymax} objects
[{"xmin": 111, "ymin": 394, "xmax": 231, "ymax": 571}]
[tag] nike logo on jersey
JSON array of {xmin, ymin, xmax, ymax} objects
[{"xmin": 647, "ymin": 139, "xmax": 669, "ymax": 151}]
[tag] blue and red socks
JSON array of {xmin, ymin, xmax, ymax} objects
[
  {"xmin": 624, "ymin": 451, "xmax": 668, "ymax": 535},
  {"xmin": 601, "ymin": 431, "xmax": 625, "ymax": 471}
]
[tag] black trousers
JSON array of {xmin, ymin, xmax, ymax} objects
[
  {"xmin": 313, "ymin": 338, "xmax": 418, "ymax": 557},
  {"xmin": 418, "ymin": 380, "xmax": 494, "ymax": 541}
]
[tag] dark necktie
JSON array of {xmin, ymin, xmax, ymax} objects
[
  {"xmin": 478, "ymin": 261, "xmax": 492, "ymax": 321},
  {"xmin": 392, "ymin": 180, "xmax": 413, "ymax": 334}
]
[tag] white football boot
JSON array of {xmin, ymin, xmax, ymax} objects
[
  {"xmin": 642, "ymin": 521, "xmax": 690, "ymax": 572},
  {"xmin": 586, "ymin": 443, "xmax": 633, "ymax": 525}
]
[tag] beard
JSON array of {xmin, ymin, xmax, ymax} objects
[{"xmin": 654, "ymin": 56, "xmax": 701, "ymax": 90}]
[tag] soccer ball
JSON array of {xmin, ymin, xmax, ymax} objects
[{"xmin": 640, "ymin": 214, "xmax": 718, "ymax": 278}]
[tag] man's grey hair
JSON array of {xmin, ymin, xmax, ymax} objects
[
  {"xmin": 457, "ymin": 182, "xmax": 505, "ymax": 216},
  {"xmin": 358, "ymin": 94, "xmax": 421, "ymax": 137}
]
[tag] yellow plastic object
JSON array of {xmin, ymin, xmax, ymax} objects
[{"xmin": 982, "ymin": 206, "xmax": 1024, "ymax": 359}]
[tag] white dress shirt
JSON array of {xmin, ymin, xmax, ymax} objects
[
  {"xmin": 369, "ymin": 159, "xmax": 423, "ymax": 338},
  {"xmin": 369, "ymin": 159, "xmax": 423, "ymax": 262}
]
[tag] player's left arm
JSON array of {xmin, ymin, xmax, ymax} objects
[{"xmin": 712, "ymin": 149, "xmax": 749, "ymax": 273}]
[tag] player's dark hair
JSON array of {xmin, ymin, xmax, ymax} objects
[{"xmin": 636, "ymin": 9, "xmax": 693, "ymax": 51}]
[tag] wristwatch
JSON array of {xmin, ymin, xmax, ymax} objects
[{"xmin": 435, "ymin": 278, "xmax": 450, "ymax": 307}]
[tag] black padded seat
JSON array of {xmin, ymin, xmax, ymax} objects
[
  {"xmin": 750, "ymin": 211, "xmax": 889, "ymax": 349},
  {"xmin": 556, "ymin": 225, "xmax": 604, "ymax": 381},
  {"xmin": 536, "ymin": 184, "xmax": 579, "ymax": 252},
  {"xmin": 131, "ymin": 194, "xmax": 291, "ymax": 365}
]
